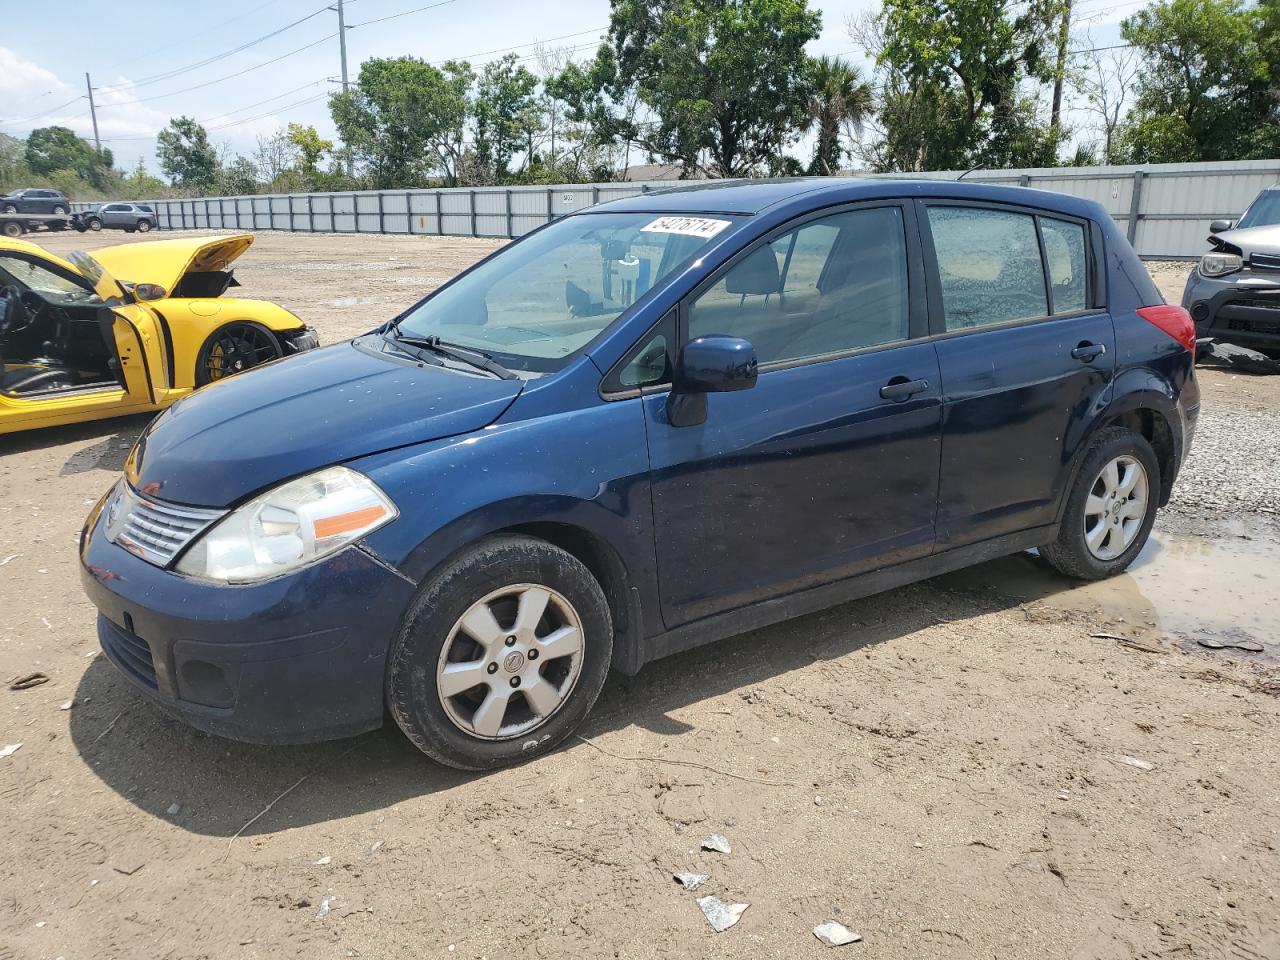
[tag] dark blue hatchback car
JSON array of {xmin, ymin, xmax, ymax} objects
[{"xmin": 80, "ymin": 179, "xmax": 1199, "ymax": 769}]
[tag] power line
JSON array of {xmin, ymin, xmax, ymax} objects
[
  {"xmin": 100, "ymin": 92, "xmax": 330, "ymax": 143},
  {"xmin": 432, "ymin": 26, "xmax": 606, "ymax": 66},
  {"xmin": 200, "ymin": 78, "xmax": 334, "ymax": 123},
  {"xmin": 0, "ymin": 94, "xmax": 85, "ymax": 128},
  {"xmin": 348, "ymin": 0, "xmax": 462, "ymax": 29},
  {"xmin": 95, "ymin": 4, "xmax": 333, "ymax": 94}
]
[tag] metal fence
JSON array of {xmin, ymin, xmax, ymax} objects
[{"xmin": 84, "ymin": 159, "xmax": 1280, "ymax": 259}]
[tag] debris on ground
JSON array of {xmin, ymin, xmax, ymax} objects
[
  {"xmin": 0, "ymin": 554, "xmax": 18, "ymax": 566},
  {"xmin": 367, "ymin": 839, "xmax": 384, "ymax": 855},
  {"xmin": 314, "ymin": 895, "xmax": 335, "ymax": 920},
  {"xmin": 813, "ymin": 920, "xmax": 862, "ymax": 946},
  {"xmin": 167, "ymin": 803, "xmax": 181, "ymax": 816},
  {"xmin": 1197, "ymin": 637, "xmax": 1265, "ymax": 652},
  {"xmin": 59, "ymin": 698, "xmax": 75, "ymax": 710},
  {"xmin": 1198, "ymin": 340, "xmax": 1280, "ymax": 375},
  {"xmin": 673, "ymin": 872, "xmax": 709, "ymax": 891},
  {"xmin": 1110, "ymin": 755, "xmax": 1155, "ymax": 771},
  {"xmin": 696, "ymin": 895, "xmax": 748, "ymax": 932},
  {"xmin": 1, "ymin": 743, "xmax": 21, "ymax": 758},
  {"xmin": 701, "ymin": 833, "xmax": 731, "ymax": 854},
  {"xmin": 8, "ymin": 672, "xmax": 49, "ymax": 691},
  {"xmin": 112, "ymin": 861, "xmax": 145, "ymax": 876},
  {"xmin": 314, "ymin": 856, "xmax": 331, "ymax": 865}
]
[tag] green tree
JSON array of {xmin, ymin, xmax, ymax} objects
[
  {"xmin": 600, "ymin": 0, "xmax": 822, "ymax": 177},
  {"xmin": 216, "ymin": 156, "xmax": 260, "ymax": 195},
  {"xmin": 286, "ymin": 123, "xmax": 332, "ymax": 175},
  {"xmin": 803, "ymin": 55, "xmax": 872, "ymax": 175},
  {"xmin": 472, "ymin": 54, "xmax": 543, "ymax": 182},
  {"xmin": 329, "ymin": 57, "xmax": 473, "ymax": 187},
  {"xmin": 122, "ymin": 156, "xmax": 168, "ymax": 197},
  {"xmin": 1112, "ymin": 0, "xmax": 1279, "ymax": 162},
  {"xmin": 855, "ymin": 0, "xmax": 1065, "ymax": 171},
  {"xmin": 25, "ymin": 126, "xmax": 113, "ymax": 188},
  {"xmin": 548, "ymin": 52, "xmax": 642, "ymax": 180},
  {"xmin": 156, "ymin": 117, "xmax": 218, "ymax": 189}
]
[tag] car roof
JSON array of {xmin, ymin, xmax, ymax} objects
[{"xmin": 593, "ymin": 176, "xmax": 1102, "ymax": 220}]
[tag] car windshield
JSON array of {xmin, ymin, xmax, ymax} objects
[
  {"xmin": 392, "ymin": 211, "xmax": 738, "ymax": 372},
  {"xmin": 1238, "ymin": 191, "xmax": 1280, "ymax": 229},
  {"xmin": 0, "ymin": 254, "xmax": 100, "ymax": 304}
]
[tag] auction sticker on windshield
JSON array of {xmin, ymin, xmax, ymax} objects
[{"xmin": 640, "ymin": 216, "xmax": 732, "ymax": 239}]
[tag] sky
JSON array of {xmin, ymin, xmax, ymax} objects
[{"xmin": 0, "ymin": 0, "xmax": 1145, "ymax": 176}]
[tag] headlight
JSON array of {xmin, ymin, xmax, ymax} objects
[
  {"xmin": 176, "ymin": 466, "xmax": 397, "ymax": 583},
  {"xmin": 1199, "ymin": 252, "xmax": 1243, "ymax": 277}
]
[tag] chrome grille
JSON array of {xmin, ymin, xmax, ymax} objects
[
  {"xmin": 1250, "ymin": 252, "xmax": 1280, "ymax": 271},
  {"xmin": 104, "ymin": 483, "xmax": 225, "ymax": 568}
]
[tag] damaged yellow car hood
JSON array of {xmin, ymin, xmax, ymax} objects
[{"xmin": 89, "ymin": 234, "xmax": 254, "ymax": 294}]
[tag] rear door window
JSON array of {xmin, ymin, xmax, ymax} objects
[
  {"xmin": 926, "ymin": 207, "xmax": 1047, "ymax": 330},
  {"xmin": 1040, "ymin": 217, "xmax": 1088, "ymax": 314}
]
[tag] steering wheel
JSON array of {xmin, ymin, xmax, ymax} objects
[{"xmin": 0, "ymin": 284, "xmax": 32, "ymax": 337}]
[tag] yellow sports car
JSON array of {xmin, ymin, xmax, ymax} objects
[{"xmin": 0, "ymin": 233, "xmax": 316, "ymax": 435}]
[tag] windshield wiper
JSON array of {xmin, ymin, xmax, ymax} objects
[{"xmin": 387, "ymin": 331, "xmax": 518, "ymax": 380}]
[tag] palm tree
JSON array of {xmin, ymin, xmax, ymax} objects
[{"xmin": 803, "ymin": 55, "xmax": 873, "ymax": 176}]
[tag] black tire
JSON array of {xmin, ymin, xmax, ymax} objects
[
  {"xmin": 387, "ymin": 536, "xmax": 613, "ymax": 770},
  {"xmin": 194, "ymin": 321, "xmax": 283, "ymax": 386},
  {"xmin": 48, "ymin": 220, "xmax": 65, "ymax": 231},
  {"xmin": 1041, "ymin": 427, "xmax": 1161, "ymax": 580},
  {"xmin": 2, "ymin": 221, "xmax": 25, "ymax": 238},
  {"xmin": 86, "ymin": 217, "xmax": 102, "ymax": 232},
  {"xmin": 52, "ymin": 205, "xmax": 67, "ymax": 216},
  {"xmin": 136, "ymin": 219, "xmax": 152, "ymax": 232},
  {"xmin": 2, "ymin": 203, "xmax": 17, "ymax": 214}
]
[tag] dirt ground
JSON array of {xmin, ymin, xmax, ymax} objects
[{"xmin": 3, "ymin": 231, "xmax": 1279, "ymax": 960}]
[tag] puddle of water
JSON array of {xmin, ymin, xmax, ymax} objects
[{"xmin": 939, "ymin": 531, "xmax": 1279, "ymax": 658}]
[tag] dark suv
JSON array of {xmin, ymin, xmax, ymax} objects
[
  {"xmin": 1, "ymin": 188, "xmax": 70, "ymax": 215},
  {"xmin": 80, "ymin": 179, "xmax": 1199, "ymax": 770}
]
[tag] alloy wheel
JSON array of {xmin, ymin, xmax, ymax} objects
[
  {"xmin": 1083, "ymin": 455, "xmax": 1149, "ymax": 561},
  {"xmin": 436, "ymin": 584, "xmax": 585, "ymax": 740},
  {"xmin": 201, "ymin": 323, "xmax": 281, "ymax": 382}
]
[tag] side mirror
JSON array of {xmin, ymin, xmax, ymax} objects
[
  {"xmin": 667, "ymin": 335, "xmax": 758, "ymax": 427},
  {"xmin": 1209, "ymin": 219, "xmax": 1234, "ymax": 234}
]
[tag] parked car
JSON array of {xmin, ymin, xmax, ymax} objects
[
  {"xmin": 1182, "ymin": 184, "xmax": 1280, "ymax": 354},
  {"xmin": 81, "ymin": 202, "xmax": 158, "ymax": 233},
  {"xmin": 1, "ymin": 233, "xmax": 318, "ymax": 434},
  {"xmin": 1, "ymin": 188, "xmax": 70, "ymax": 215},
  {"xmin": 79, "ymin": 179, "xmax": 1199, "ymax": 770}
]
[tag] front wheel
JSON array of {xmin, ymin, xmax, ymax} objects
[
  {"xmin": 1041, "ymin": 427, "xmax": 1160, "ymax": 580},
  {"xmin": 86, "ymin": 217, "xmax": 102, "ymax": 231},
  {"xmin": 387, "ymin": 536, "xmax": 613, "ymax": 770},
  {"xmin": 1, "ymin": 203, "xmax": 16, "ymax": 214},
  {"xmin": 194, "ymin": 321, "xmax": 282, "ymax": 385}
]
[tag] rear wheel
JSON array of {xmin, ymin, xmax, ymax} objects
[
  {"xmin": 136, "ymin": 219, "xmax": 152, "ymax": 232},
  {"xmin": 387, "ymin": 536, "xmax": 613, "ymax": 770},
  {"xmin": 51, "ymin": 205, "xmax": 67, "ymax": 216},
  {"xmin": 1041, "ymin": 427, "xmax": 1160, "ymax": 580},
  {"xmin": 194, "ymin": 322, "xmax": 282, "ymax": 386},
  {"xmin": 2, "ymin": 221, "xmax": 24, "ymax": 238}
]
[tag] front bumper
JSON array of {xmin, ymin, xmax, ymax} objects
[
  {"xmin": 1183, "ymin": 268, "xmax": 1280, "ymax": 352},
  {"xmin": 79, "ymin": 498, "xmax": 415, "ymax": 745},
  {"xmin": 282, "ymin": 326, "xmax": 320, "ymax": 355}
]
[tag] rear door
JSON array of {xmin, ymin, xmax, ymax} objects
[
  {"xmin": 919, "ymin": 201, "xmax": 1114, "ymax": 549},
  {"xmin": 642, "ymin": 201, "xmax": 943, "ymax": 627}
]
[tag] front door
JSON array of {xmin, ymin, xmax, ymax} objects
[
  {"xmin": 643, "ymin": 203, "xmax": 943, "ymax": 628},
  {"xmin": 919, "ymin": 202, "xmax": 1116, "ymax": 548}
]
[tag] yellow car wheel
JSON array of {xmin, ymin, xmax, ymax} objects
[{"xmin": 195, "ymin": 321, "xmax": 283, "ymax": 386}]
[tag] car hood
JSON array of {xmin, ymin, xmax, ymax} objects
[
  {"xmin": 90, "ymin": 233, "xmax": 253, "ymax": 293},
  {"xmin": 127, "ymin": 340, "xmax": 524, "ymax": 507},
  {"xmin": 1209, "ymin": 223, "xmax": 1280, "ymax": 259}
]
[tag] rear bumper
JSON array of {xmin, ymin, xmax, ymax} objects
[{"xmin": 80, "ymin": 499, "xmax": 415, "ymax": 745}]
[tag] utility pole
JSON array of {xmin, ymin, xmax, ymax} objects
[
  {"xmin": 331, "ymin": 0, "xmax": 354, "ymax": 177},
  {"xmin": 85, "ymin": 72, "xmax": 101, "ymax": 153}
]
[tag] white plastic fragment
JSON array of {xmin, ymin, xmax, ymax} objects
[
  {"xmin": 167, "ymin": 803, "xmax": 181, "ymax": 816},
  {"xmin": 701, "ymin": 833, "xmax": 731, "ymax": 854},
  {"xmin": 314, "ymin": 856, "xmax": 331, "ymax": 865},
  {"xmin": 368, "ymin": 839, "xmax": 384, "ymax": 855},
  {"xmin": 1115, "ymin": 755, "xmax": 1155, "ymax": 771},
  {"xmin": 814, "ymin": 920, "xmax": 862, "ymax": 946},
  {"xmin": 59, "ymin": 699, "xmax": 75, "ymax": 710},
  {"xmin": 673, "ymin": 871, "xmax": 710, "ymax": 891},
  {"xmin": 0, "ymin": 743, "xmax": 21, "ymax": 759},
  {"xmin": 314, "ymin": 895, "xmax": 334, "ymax": 920},
  {"xmin": 697, "ymin": 895, "xmax": 748, "ymax": 932}
]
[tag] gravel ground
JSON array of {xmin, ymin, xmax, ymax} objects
[{"xmin": 2, "ymin": 234, "xmax": 1278, "ymax": 960}]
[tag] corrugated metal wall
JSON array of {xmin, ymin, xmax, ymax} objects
[{"xmin": 88, "ymin": 159, "xmax": 1280, "ymax": 259}]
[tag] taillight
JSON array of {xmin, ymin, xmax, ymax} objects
[{"xmin": 1136, "ymin": 304, "xmax": 1196, "ymax": 353}]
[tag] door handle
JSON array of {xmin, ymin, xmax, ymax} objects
[
  {"xmin": 1071, "ymin": 342, "xmax": 1106, "ymax": 362},
  {"xmin": 879, "ymin": 377, "xmax": 929, "ymax": 401}
]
